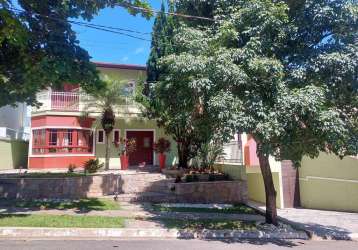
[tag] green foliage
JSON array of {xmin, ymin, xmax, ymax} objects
[
  {"xmin": 160, "ymin": 0, "xmax": 357, "ymax": 224},
  {"xmin": 84, "ymin": 75, "xmax": 128, "ymax": 170},
  {"xmin": 138, "ymin": 1, "xmax": 234, "ymax": 168},
  {"xmin": 153, "ymin": 137, "xmax": 171, "ymax": 153},
  {"xmin": 192, "ymin": 140, "xmax": 225, "ymax": 170},
  {"xmin": 168, "ymin": 0, "xmax": 357, "ymax": 164},
  {"xmin": 0, "ymin": 0, "xmax": 151, "ymax": 107},
  {"xmin": 84, "ymin": 159, "xmax": 103, "ymax": 173}
]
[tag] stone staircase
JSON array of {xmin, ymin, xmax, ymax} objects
[{"xmin": 114, "ymin": 172, "xmax": 177, "ymax": 203}]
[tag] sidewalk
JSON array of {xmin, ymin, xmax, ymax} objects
[
  {"xmin": 0, "ymin": 202, "xmax": 308, "ymax": 240},
  {"xmin": 247, "ymin": 201, "xmax": 358, "ymax": 241}
]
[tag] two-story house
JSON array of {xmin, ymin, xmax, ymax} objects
[{"xmin": 28, "ymin": 62, "xmax": 176, "ymax": 169}]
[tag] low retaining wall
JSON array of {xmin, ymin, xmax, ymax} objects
[
  {"xmin": 0, "ymin": 174, "xmax": 121, "ymax": 199},
  {"xmin": 173, "ymin": 180, "xmax": 248, "ymax": 204}
]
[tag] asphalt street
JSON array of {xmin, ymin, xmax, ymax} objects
[{"xmin": 0, "ymin": 239, "xmax": 358, "ymax": 250}]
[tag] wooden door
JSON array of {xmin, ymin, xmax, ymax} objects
[{"xmin": 126, "ymin": 131, "xmax": 154, "ymax": 166}]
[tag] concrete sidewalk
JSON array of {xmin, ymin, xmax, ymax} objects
[{"xmin": 247, "ymin": 201, "xmax": 358, "ymax": 241}]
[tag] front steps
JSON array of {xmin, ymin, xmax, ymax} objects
[{"xmin": 116, "ymin": 172, "xmax": 177, "ymax": 203}]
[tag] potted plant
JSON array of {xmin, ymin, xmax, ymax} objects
[
  {"xmin": 153, "ymin": 138, "xmax": 171, "ymax": 170},
  {"xmin": 114, "ymin": 138, "xmax": 136, "ymax": 170}
]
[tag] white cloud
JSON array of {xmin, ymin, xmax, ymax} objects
[
  {"xmin": 121, "ymin": 56, "xmax": 129, "ymax": 62},
  {"xmin": 134, "ymin": 47, "xmax": 144, "ymax": 55}
]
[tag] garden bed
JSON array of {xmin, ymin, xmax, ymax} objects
[{"xmin": 152, "ymin": 204, "xmax": 255, "ymax": 214}]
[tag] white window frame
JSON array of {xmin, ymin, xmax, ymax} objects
[
  {"xmin": 113, "ymin": 129, "xmax": 120, "ymax": 143},
  {"xmin": 97, "ymin": 129, "xmax": 105, "ymax": 144}
]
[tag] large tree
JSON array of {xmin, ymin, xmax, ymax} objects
[
  {"xmin": 0, "ymin": 0, "xmax": 150, "ymax": 107},
  {"xmin": 139, "ymin": 1, "xmax": 232, "ymax": 168},
  {"xmin": 157, "ymin": 0, "xmax": 357, "ymax": 224}
]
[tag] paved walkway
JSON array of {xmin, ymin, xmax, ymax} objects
[{"xmin": 248, "ymin": 201, "xmax": 358, "ymax": 240}]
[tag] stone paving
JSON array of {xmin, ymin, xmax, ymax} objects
[{"xmin": 248, "ymin": 201, "xmax": 358, "ymax": 240}]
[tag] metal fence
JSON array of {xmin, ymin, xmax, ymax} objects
[{"xmin": 217, "ymin": 140, "xmax": 243, "ymax": 164}]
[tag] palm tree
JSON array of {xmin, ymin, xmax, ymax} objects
[{"xmin": 83, "ymin": 75, "xmax": 126, "ymax": 171}]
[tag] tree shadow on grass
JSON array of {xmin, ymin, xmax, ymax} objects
[{"xmin": 0, "ymin": 198, "xmax": 118, "ymax": 213}]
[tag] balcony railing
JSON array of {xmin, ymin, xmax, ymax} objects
[
  {"xmin": 33, "ymin": 90, "xmax": 140, "ymax": 115},
  {"xmin": 217, "ymin": 141, "xmax": 243, "ymax": 164},
  {"xmin": 51, "ymin": 91, "xmax": 80, "ymax": 111}
]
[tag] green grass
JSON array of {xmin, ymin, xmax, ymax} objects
[
  {"xmin": 152, "ymin": 204, "xmax": 256, "ymax": 214},
  {"xmin": 0, "ymin": 198, "xmax": 120, "ymax": 211},
  {"xmin": 0, "ymin": 214, "xmax": 125, "ymax": 228},
  {"xmin": 148, "ymin": 218, "xmax": 257, "ymax": 230}
]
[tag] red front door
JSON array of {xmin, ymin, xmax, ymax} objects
[{"xmin": 126, "ymin": 131, "xmax": 154, "ymax": 166}]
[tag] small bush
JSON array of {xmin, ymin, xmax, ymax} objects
[
  {"xmin": 185, "ymin": 174, "xmax": 193, "ymax": 182},
  {"xmin": 67, "ymin": 164, "xmax": 77, "ymax": 173},
  {"xmin": 175, "ymin": 175, "xmax": 182, "ymax": 183},
  {"xmin": 185, "ymin": 174, "xmax": 199, "ymax": 182},
  {"xmin": 84, "ymin": 159, "xmax": 103, "ymax": 174}
]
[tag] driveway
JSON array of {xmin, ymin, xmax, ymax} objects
[{"xmin": 248, "ymin": 201, "xmax": 358, "ymax": 240}]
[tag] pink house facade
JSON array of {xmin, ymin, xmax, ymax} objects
[{"xmin": 28, "ymin": 62, "xmax": 176, "ymax": 169}]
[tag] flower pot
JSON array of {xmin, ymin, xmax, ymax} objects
[
  {"xmin": 158, "ymin": 153, "xmax": 166, "ymax": 170},
  {"xmin": 120, "ymin": 155, "xmax": 129, "ymax": 170}
]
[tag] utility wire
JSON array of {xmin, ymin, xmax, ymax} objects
[
  {"xmin": 9, "ymin": 7, "xmax": 151, "ymax": 42},
  {"xmin": 118, "ymin": 2, "xmax": 215, "ymax": 22}
]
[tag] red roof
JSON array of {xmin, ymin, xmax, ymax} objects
[{"xmin": 93, "ymin": 61, "xmax": 146, "ymax": 71}]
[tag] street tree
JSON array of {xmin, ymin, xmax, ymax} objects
[{"xmin": 162, "ymin": 0, "xmax": 357, "ymax": 224}]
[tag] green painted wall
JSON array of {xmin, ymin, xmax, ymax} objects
[
  {"xmin": 91, "ymin": 66, "xmax": 177, "ymax": 168},
  {"xmin": 98, "ymin": 67, "xmax": 146, "ymax": 82},
  {"xmin": 215, "ymin": 164, "xmax": 246, "ymax": 181},
  {"xmin": 246, "ymin": 171, "xmax": 283, "ymax": 208},
  {"xmin": 245, "ymin": 165, "xmax": 284, "ymax": 208},
  {"xmin": 94, "ymin": 117, "xmax": 177, "ymax": 168},
  {"xmin": 0, "ymin": 139, "xmax": 28, "ymax": 169},
  {"xmin": 299, "ymin": 153, "xmax": 358, "ymax": 212}
]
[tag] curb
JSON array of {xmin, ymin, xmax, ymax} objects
[{"xmin": 0, "ymin": 227, "xmax": 309, "ymax": 240}]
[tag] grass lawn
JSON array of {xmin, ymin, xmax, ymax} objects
[
  {"xmin": 149, "ymin": 218, "xmax": 257, "ymax": 230},
  {"xmin": 152, "ymin": 204, "xmax": 256, "ymax": 214},
  {"xmin": 0, "ymin": 198, "xmax": 120, "ymax": 211},
  {"xmin": 0, "ymin": 214, "xmax": 125, "ymax": 228}
]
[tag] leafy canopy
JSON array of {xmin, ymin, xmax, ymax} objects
[
  {"xmin": 0, "ymin": 0, "xmax": 151, "ymax": 107},
  {"xmin": 161, "ymin": 0, "xmax": 357, "ymax": 164}
]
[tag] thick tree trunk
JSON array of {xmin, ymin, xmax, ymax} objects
[
  {"xmin": 177, "ymin": 142, "xmax": 189, "ymax": 168},
  {"xmin": 257, "ymin": 145, "xmax": 278, "ymax": 225},
  {"xmin": 105, "ymin": 133, "xmax": 110, "ymax": 171}
]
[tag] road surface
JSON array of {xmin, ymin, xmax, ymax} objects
[{"xmin": 0, "ymin": 239, "xmax": 358, "ymax": 250}]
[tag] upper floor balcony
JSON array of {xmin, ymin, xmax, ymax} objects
[{"xmin": 32, "ymin": 89, "xmax": 141, "ymax": 116}]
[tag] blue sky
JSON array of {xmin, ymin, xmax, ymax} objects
[{"xmin": 72, "ymin": 0, "xmax": 162, "ymax": 66}]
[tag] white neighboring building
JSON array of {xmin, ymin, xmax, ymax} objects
[{"xmin": 0, "ymin": 103, "xmax": 30, "ymax": 141}]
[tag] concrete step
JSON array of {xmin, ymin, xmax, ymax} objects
[{"xmin": 119, "ymin": 173, "xmax": 174, "ymax": 194}]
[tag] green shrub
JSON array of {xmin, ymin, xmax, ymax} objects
[
  {"xmin": 84, "ymin": 159, "xmax": 103, "ymax": 174},
  {"xmin": 185, "ymin": 174, "xmax": 199, "ymax": 182}
]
